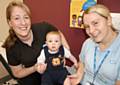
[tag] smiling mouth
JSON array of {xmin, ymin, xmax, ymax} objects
[
  {"xmin": 52, "ymin": 46, "xmax": 56, "ymax": 49},
  {"xmin": 20, "ymin": 27, "xmax": 27, "ymax": 30},
  {"xmin": 91, "ymin": 32, "xmax": 99, "ymax": 38}
]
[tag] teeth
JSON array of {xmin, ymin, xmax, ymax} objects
[
  {"xmin": 21, "ymin": 27, "xmax": 27, "ymax": 29},
  {"xmin": 20, "ymin": 28, "xmax": 27, "ymax": 31}
]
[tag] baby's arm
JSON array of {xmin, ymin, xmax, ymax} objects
[
  {"xmin": 37, "ymin": 50, "xmax": 45, "ymax": 64},
  {"xmin": 37, "ymin": 50, "xmax": 47, "ymax": 73},
  {"xmin": 64, "ymin": 47, "xmax": 78, "ymax": 69}
]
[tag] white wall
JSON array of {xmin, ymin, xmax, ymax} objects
[
  {"xmin": 0, "ymin": 0, "xmax": 23, "ymax": 42},
  {"xmin": 111, "ymin": 13, "xmax": 120, "ymax": 30}
]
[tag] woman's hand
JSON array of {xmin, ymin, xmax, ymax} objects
[
  {"xmin": 73, "ymin": 63, "xmax": 79, "ymax": 70},
  {"xmin": 68, "ymin": 74, "xmax": 80, "ymax": 85},
  {"xmin": 68, "ymin": 62, "xmax": 84, "ymax": 85},
  {"xmin": 35, "ymin": 63, "xmax": 47, "ymax": 74}
]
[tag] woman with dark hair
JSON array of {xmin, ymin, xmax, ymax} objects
[{"xmin": 2, "ymin": 1, "xmax": 69, "ymax": 85}]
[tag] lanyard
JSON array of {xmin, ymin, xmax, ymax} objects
[{"xmin": 92, "ymin": 47, "xmax": 110, "ymax": 83}]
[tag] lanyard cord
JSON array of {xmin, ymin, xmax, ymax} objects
[{"xmin": 92, "ymin": 47, "xmax": 110, "ymax": 84}]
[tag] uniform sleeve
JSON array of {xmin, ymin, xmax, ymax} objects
[
  {"xmin": 79, "ymin": 39, "xmax": 89, "ymax": 63},
  {"xmin": 79, "ymin": 45, "xmax": 85, "ymax": 63},
  {"xmin": 79, "ymin": 38, "xmax": 95, "ymax": 63},
  {"xmin": 64, "ymin": 46, "xmax": 72, "ymax": 58},
  {"xmin": 37, "ymin": 49, "xmax": 45, "ymax": 64}
]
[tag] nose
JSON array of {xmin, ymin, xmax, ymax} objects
[
  {"xmin": 89, "ymin": 25, "xmax": 95, "ymax": 34},
  {"xmin": 20, "ymin": 18, "xmax": 26, "ymax": 25},
  {"xmin": 52, "ymin": 42, "xmax": 56, "ymax": 45}
]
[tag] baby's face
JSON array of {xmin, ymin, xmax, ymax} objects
[{"xmin": 46, "ymin": 34, "xmax": 61, "ymax": 52}]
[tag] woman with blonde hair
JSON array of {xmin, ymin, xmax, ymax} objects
[{"xmin": 69, "ymin": 4, "xmax": 120, "ymax": 85}]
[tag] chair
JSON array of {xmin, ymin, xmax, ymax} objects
[{"xmin": 0, "ymin": 54, "xmax": 19, "ymax": 85}]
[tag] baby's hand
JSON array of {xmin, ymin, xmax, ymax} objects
[
  {"xmin": 36, "ymin": 63, "xmax": 47, "ymax": 74},
  {"xmin": 68, "ymin": 74, "xmax": 78, "ymax": 79},
  {"xmin": 68, "ymin": 74, "xmax": 80, "ymax": 85},
  {"xmin": 74, "ymin": 63, "xmax": 78, "ymax": 69}
]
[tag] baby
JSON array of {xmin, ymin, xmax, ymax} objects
[{"xmin": 37, "ymin": 31, "xmax": 78, "ymax": 85}]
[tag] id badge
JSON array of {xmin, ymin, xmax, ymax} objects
[{"xmin": 85, "ymin": 82, "xmax": 94, "ymax": 85}]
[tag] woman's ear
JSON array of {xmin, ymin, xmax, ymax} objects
[
  {"xmin": 107, "ymin": 16, "xmax": 112, "ymax": 26},
  {"xmin": 8, "ymin": 20, "xmax": 12, "ymax": 27}
]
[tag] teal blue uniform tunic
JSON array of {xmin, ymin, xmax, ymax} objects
[{"xmin": 79, "ymin": 32, "xmax": 120, "ymax": 85}]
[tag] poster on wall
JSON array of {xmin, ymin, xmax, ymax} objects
[{"xmin": 70, "ymin": 0, "xmax": 97, "ymax": 29}]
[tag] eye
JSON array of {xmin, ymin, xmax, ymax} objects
[
  {"xmin": 15, "ymin": 17, "xmax": 20, "ymax": 20},
  {"xmin": 48, "ymin": 40, "xmax": 52, "ymax": 43},
  {"xmin": 24, "ymin": 16, "xmax": 30, "ymax": 19},
  {"xmin": 93, "ymin": 21, "xmax": 98, "ymax": 26},
  {"xmin": 11, "ymin": 17, "xmax": 20, "ymax": 20},
  {"xmin": 55, "ymin": 40, "xmax": 59, "ymax": 43}
]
